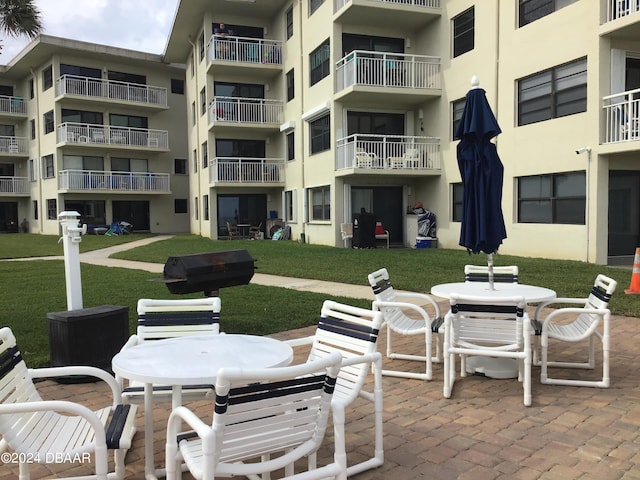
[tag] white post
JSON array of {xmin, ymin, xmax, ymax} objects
[{"xmin": 58, "ymin": 211, "xmax": 87, "ymax": 310}]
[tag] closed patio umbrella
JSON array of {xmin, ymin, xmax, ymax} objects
[{"xmin": 456, "ymin": 76, "xmax": 507, "ymax": 289}]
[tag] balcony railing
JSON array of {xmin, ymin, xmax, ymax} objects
[
  {"xmin": 209, "ymin": 96, "xmax": 283, "ymax": 125},
  {"xmin": 55, "ymin": 75, "xmax": 168, "ymax": 107},
  {"xmin": 336, "ymin": 0, "xmax": 440, "ymax": 9},
  {"xmin": 58, "ymin": 170, "xmax": 170, "ymax": 192},
  {"xmin": 0, "ymin": 176, "xmax": 29, "ymax": 194},
  {"xmin": 207, "ymin": 35, "xmax": 282, "ymax": 65},
  {"xmin": 336, "ymin": 134, "xmax": 440, "ymax": 170},
  {"xmin": 607, "ymin": 0, "xmax": 640, "ymax": 21},
  {"xmin": 210, "ymin": 157, "xmax": 285, "ymax": 183},
  {"xmin": 57, "ymin": 122, "xmax": 169, "ymax": 149},
  {"xmin": 336, "ymin": 51, "xmax": 441, "ymax": 91},
  {"xmin": 603, "ymin": 88, "xmax": 640, "ymax": 143},
  {"xmin": 0, "ymin": 136, "xmax": 28, "ymax": 154},
  {"xmin": 0, "ymin": 95, "xmax": 26, "ymax": 115}
]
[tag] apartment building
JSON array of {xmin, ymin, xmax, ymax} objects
[
  {"xmin": 3, "ymin": 1, "xmax": 639, "ymax": 266},
  {"xmin": 0, "ymin": 35, "xmax": 189, "ymax": 236}
]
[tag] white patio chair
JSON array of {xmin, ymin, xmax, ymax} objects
[
  {"xmin": 464, "ymin": 264, "xmax": 519, "ymax": 283},
  {"xmin": 443, "ymin": 295, "xmax": 532, "ymax": 406},
  {"xmin": 355, "ymin": 148, "xmax": 377, "ymax": 168},
  {"xmin": 368, "ymin": 267, "xmax": 443, "ymax": 381},
  {"xmin": 0, "ymin": 327, "xmax": 138, "ymax": 480},
  {"xmin": 533, "ymin": 274, "xmax": 616, "ymax": 388},
  {"xmin": 402, "ymin": 148, "xmax": 420, "ymax": 168},
  {"xmin": 117, "ymin": 297, "xmax": 221, "ymax": 402},
  {"xmin": 340, "ymin": 222, "xmax": 353, "ymax": 248},
  {"xmin": 284, "ymin": 300, "xmax": 384, "ymax": 476},
  {"xmin": 165, "ymin": 351, "xmax": 347, "ymax": 480},
  {"xmin": 375, "ymin": 221, "xmax": 389, "ymax": 248}
]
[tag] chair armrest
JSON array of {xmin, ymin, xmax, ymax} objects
[
  {"xmin": 167, "ymin": 405, "xmax": 212, "ymax": 444},
  {"xmin": 540, "ymin": 307, "xmax": 609, "ymax": 332},
  {"xmin": 339, "ymin": 351, "xmax": 382, "ymax": 369},
  {"xmin": 373, "ymin": 300, "xmax": 436, "ymax": 326},
  {"xmin": 388, "ymin": 292, "xmax": 441, "ymax": 319},
  {"xmin": 284, "ymin": 336, "xmax": 315, "ymax": 348},
  {"xmin": 29, "ymin": 366, "xmax": 123, "ymax": 404},
  {"xmin": 534, "ymin": 297, "xmax": 588, "ymax": 319},
  {"xmin": 120, "ymin": 334, "xmax": 140, "ymax": 351}
]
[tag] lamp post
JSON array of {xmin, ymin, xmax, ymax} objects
[{"xmin": 58, "ymin": 211, "xmax": 87, "ymax": 310}]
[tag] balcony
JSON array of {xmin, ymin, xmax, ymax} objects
[
  {"xmin": 0, "ymin": 95, "xmax": 27, "ymax": 119},
  {"xmin": 336, "ymin": 134, "xmax": 440, "ymax": 176},
  {"xmin": 602, "ymin": 88, "xmax": 640, "ymax": 148},
  {"xmin": 209, "ymin": 96, "xmax": 283, "ymax": 131},
  {"xmin": 206, "ymin": 35, "xmax": 282, "ymax": 78},
  {"xmin": 601, "ymin": 0, "xmax": 640, "ymax": 39},
  {"xmin": 334, "ymin": 0, "xmax": 440, "ymax": 29},
  {"xmin": 57, "ymin": 123, "xmax": 169, "ymax": 150},
  {"xmin": 209, "ymin": 157, "xmax": 285, "ymax": 186},
  {"xmin": 55, "ymin": 75, "xmax": 168, "ymax": 109},
  {"xmin": 58, "ymin": 170, "xmax": 170, "ymax": 193},
  {"xmin": 0, "ymin": 136, "xmax": 28, "ymax": 156},
  {"xmin": 335, "ymin": 51, "xmax": 441, "ymax": 105},
  {"xmin": 0, "ymin": 176, "xmax": 29, "ymax": 195}
]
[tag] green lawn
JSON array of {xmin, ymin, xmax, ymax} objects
[{"xmin": 0, "ymin": 233, "xmax": 636, "ymax": 367}]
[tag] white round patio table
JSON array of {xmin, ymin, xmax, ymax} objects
[
  {"xmin": 430, "ymin": 282, "xmax": 556, "ymax": 379},
  {"xmin": 112, "ymin": 334, "xmax": 293, "ymax": 480}
]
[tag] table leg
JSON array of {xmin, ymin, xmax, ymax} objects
[
  {"xmin": 172, "ymin": 386, "xmax": 183, "ymax": 480},
  {"xmin": 144, "ymin": 383, "xmax": 158, "ymax": 480}
]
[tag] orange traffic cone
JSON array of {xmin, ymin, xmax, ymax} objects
[{"xmin": 625, "ymin": 247, "xmax": 640, "ymax": 294}]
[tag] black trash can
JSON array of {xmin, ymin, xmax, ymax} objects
[
  {"xmin": 353, "ymin": 211, "xmax": 376, "ymax": 248},
  {"xmin": 48, "ymin": 305, "xmax": 129, "ymax": 383}
]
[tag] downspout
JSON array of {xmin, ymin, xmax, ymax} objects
[
  {"xmin": 30, "ymin": 69, "xmax": 43, "ymax": 233},
  {"xmin": 297, "ymin": 0, "xmax": 307, "ymax": 239},
  {"xmin": 187, "ymin": 36, "xmax": 202, "ymax": 236}
]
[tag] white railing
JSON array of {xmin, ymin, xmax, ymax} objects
[
  {"xmin": 209, "ymin": 96, "xmax": 283, "ymax": 125},
  {"xmin": 0, "ymin": 136, "xmax": 28, "ymax": 154},
  {"xmin": 57, "ymin": 123, "xmax": 169, "ymax": 149},
  {"xmin": 210, "ymin": 157, "xmax": 285, "ymax": 183},
  {"xmin": 336, "ymin": 134, "xmax": 440, "ymax": 170},
  {"xmin": 0, "ymin": 176, "xmax": 29, "ymax": 194},
  {"xmin": 336, "ymin": 51, "xmax": 441, "ymax": 91},
  {"xmin": 603, "ymin": 88, "xmax": 640, "ymax": 143},
  {"xmin": 55, "ymin": 75, "xmax": 168, "ymax": 106},
  {"xmin": 336, "ymin": 0, "xmax": 440, "ymax": 10},
  {"xmin": 0, "ymin": 95, "xmax": 26, "ymax": 114},
  {"xmin": 207, "ymin": 35, "xmax": 282, "ymax": 65},
  {"xmin": 58, "ymin": 170, "xmax": 170, "ymax": 192},
  {"xmin": 607, "ymin": 0, "xmax": 640, "ymax": 21}
]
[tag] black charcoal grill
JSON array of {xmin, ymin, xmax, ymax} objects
[{"xmin": 154, "ymin": 249, "xmax": 255, "ymax": 296}]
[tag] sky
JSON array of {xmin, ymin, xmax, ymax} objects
[{"xmin": 0, "ymin": 0, "xmax": 180, "ymax": 63}]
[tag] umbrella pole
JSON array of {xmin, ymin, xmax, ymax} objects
[{"xmin": 487, "ymin": 252, "xmax": 495, "ymax": 290}]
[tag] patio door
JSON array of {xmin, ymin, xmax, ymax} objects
[
  {"xmin": 112, "ymin": 200, "xmax": 149, "ymax": 231},
  {"xmin": 608, "ymin": 171, "xmax": 640, "ymax": 257},
  {"xmin": 351, "ymin": 186, "xmax": 402, "ymax": 244},
  {"xmin": 217, "ymin": 194, "xmax": 267, "ymax": 237}
]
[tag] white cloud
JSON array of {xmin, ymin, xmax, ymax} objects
[{"xmin": 1, "ymin": 0, "xmax": 178, "ymax": 62}]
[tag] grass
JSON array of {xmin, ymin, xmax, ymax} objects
[{"xmin": 0, "ymin": 233, "xmax": 637, "ymax": 367}]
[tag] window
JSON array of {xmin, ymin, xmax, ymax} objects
[
  {"xmin": 112, "ymin": 157, "xmax": 147, "ymax": 172},
  {"xmin": 286, "ymin": 7, "xmax": 293, "ymax": 39},
  {"xmin": 518, "ymin": 57, "xmax": 587, "ymax": 126},
  {"xmin": 284, "ymin": 189, "xmax": 297, "ymax": 222},
  {"xmin": 452, "ymin": 98, "xmax": 466, "ymax": 140},
  {"xmin": 310, "ymin": 114, "xmax": 330, "ymax": 154},
  {"xmin": 41, "ymin": 154, "xmax": 54, "ymax": 179},
  {"xmin": 62, "ymin": 64, "xmax": 102, "ymax": 79},
  {"xmin": 29, "ymin": 78, "xmax": 34, "ymax": 99},
  {"xmin": 194, "ymin": 196, "xmax": 199, "ymax": 220},
  {"xmin": 175, "ymin": 198, "xmax": 188, "ymax": 214},
  {"xmin": 42, "ymin": 66, "xmax": 52, "ymax": 90},
  {"xmin": 518, "ymin": 171, "xmax": 585, "ymax": 224},
  {"xmin": 30, "ymin": 119, "xmax": 35, "ymax": 139},
  {"xmin": 519, "ymin": 0, "xmax": 578, "ymax": 28},
  {"xmin": 171, "ymin": 78, "xmax": 185, "ymax": 94},
  {"xmin": 28, "ymin": 158, "xmax": 36, "ymax": 181},
  {"xmin": 33, "ymin": 200, "xmax": 38, "ymax": 220},
  {"xmin": 203, "ymin": 194, "xmax": 209, "ymax": 220},
  {"xmin": 43, "ymin": 110, "xmax": 54, "ymax": 134},
  {"xmin": 109, "ymin": 113, "xmax": 147, "ymax": 128},
  {"xmin": 200, "ymin": 87, "xmax": 206, "ymax": 116},
  {"xmin": 310, "ymin": 39, "xmax": 330, "ymax": 86},
  {"xmin": 174, "ymin": 158, "xmax": 187, "ymax": 174},
  {"xmin": 47, "ymin": 198, "xmax": 57, "ymax": 220},
  {"xmin": 199, "ymin": 31, "xmax": 205, "ymax": 61},
  {"xmin": 452, "ymin": 183, "xmax": 463, "ymax": 222},
  {"xmin": 310, "ymin": 185, "xmax": 330, "ymax": 221},
  {"xmin": 309, "ymin": 0, "xmax": 324, "ymax": 15},
  {"xmin": 191, "ymin": 102, "xmax": 196, "ymax": 125},
  {"xmin": 202, "ymin": 141, "xmax": 208, "ymax": 169},
  {"xmin": 63, "ymin": 155, "xmax": 104, "ymax": 171},
  {"xmin": 286, "ymin": 69, "xmax": 295, "ymax": 101},
  {"xmin": 453, "ymin": 7, "xmax": 474, "ymax": 58},
  {"xmin": 62, "ymin": 109, "xmax": 103, "ymax": 125},
  {"xmin": 214, "ymin": 82, "xmax": 264, "ymax": 98},
  {"xmin": 193, "ymin": 148, "xmax": 198, "ymax": 173},
  {"xmin": 287, "ymin": 132, "xmax": 295, "ymax": 161}
]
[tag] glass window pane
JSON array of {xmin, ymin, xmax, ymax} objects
[
  {"xmin": 519, "ymin": 199, "xmax": 552, "ymax": 223},
  {"xmin": 519, "ymin": 176, "xmax": 551, "ymax": 198},
  {"xmin": 554, "ymin": 198, "xmax": 585, "ymax": 224},
  {"xmin": 554, "ymin": 172, "xmax": 585, "ymax": 197}
]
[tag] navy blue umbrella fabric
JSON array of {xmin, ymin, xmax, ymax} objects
[{"xmin": 455, "ymin": 86, "xmax": 507, "ymax": 255}]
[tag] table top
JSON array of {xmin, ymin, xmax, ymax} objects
[
  {"xmin": 112, "ymin": 334, "xmax": 293, "ymax": 385},
  {"xmin": 431, "ymin": 282, "xmax": 556, "ymax": 303}
]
